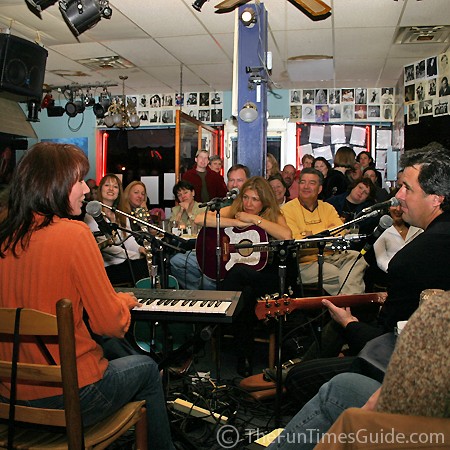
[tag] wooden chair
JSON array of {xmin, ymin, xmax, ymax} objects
[{"xmin": 0, "ymin": 298, "xmax": 147, "ymax": 450}]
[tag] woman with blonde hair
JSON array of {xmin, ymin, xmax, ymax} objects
[
  {"xmin": 84, "ymin": 174, "xmax": 148, "ymax": 285},
  {"xmin": 195, "ymin": 176, "xmax": 292, "ymax": 376},
  {"xmin": 266, "ymin": 153, "xmax": 280, "ymax": 178}
]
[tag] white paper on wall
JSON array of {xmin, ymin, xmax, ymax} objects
[
  {"xmin": 309, "ymin": 125, "xmax": 325, "ymax": 144},
  {"xmin": 350, "ymin": 126, "xmax": 366, "ymax": 146},
  {"xmin": 300, "ymin": 143, "xmax": 313, "ymax": 158},
  {"xmin": 375, "ymin": 150, "xmax": 387, "ymax": 170},
  {"xmin": 313, "ymin": 145, "xmax": 333, "ymax": 160},
  {"xmin": 163, "ymin": 173, "xmax": 176, "ymax": 201},
  {"xmin": 141, "ymin": 176, "xmax": 159, "ymax": 204},
  {"xmin": 376, "ymin": 130, "xmax": 392, "ymax": 149},
  {"xmin": 330, "ymin": 125, "xmax": 346, "ymax": 144}
]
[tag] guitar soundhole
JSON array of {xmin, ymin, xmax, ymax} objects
[{"xmin": 237, "ymin": 239, "xmax": 253, "ymax": 257}]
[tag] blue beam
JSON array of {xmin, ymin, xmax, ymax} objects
[{"xmin": 236, "ymin": 3, "xmax": 268, "ymax": 178}]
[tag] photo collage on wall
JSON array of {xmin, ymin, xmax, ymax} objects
[
  {"xmin": 97, "ymin": 92, "xmax": 223, "ymax": 127},
  {"xmin": 404, "ymin": 51, "xmax": 449, "ymax": 125},
  {"xmin": 289, "ymin": 87, "xmax": 394, "ymax": 124}
]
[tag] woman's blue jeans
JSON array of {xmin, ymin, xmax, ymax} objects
[
  {"xmin": 3, "ymin": 355, "xmax": 174, "ymax": 450},
  {"xmin": 268, "ymin": 372, "xmax": 381, "ymax": 449}
]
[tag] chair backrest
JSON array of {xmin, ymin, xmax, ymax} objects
[{"xmin": 0, "ymin": 299, "xmax": 84, "ymax": 449}]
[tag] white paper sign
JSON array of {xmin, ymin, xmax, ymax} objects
[
  {"xmin": 350, "ymin": 126, "xmax": 366, "ymax": 146},
  {"xmin": 309, "ymin": 125, "xmax": 325, "ymax": 144},
  {"xmin": 141, "ymin": 176, "xmax": 159, "ymax": 205},
  {"xmin": 164, "ymin": 173, "xmax": 176, "ymax": 201},
  {"xmin": 376, "ymin": 130, "xmax": 392, "ymax": 149},
  {"xmin": 330, "ymin": 125, "xmax": 346, "ymax": 144},
  {"xmin": 313, "ymin": 145, "xmax": 333, "ymax": 160}
]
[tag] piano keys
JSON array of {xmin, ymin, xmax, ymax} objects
[{"xmin": 116, "ymin": 287, "xmax": 242, "ymax": 323}]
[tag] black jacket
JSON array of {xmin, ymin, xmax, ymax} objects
[{"xmin": 345, "ymin": 211, "xmax": 450, "ymax": 352}]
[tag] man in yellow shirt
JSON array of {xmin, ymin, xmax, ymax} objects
[{"xmin": 282, "ymin": 167, "xmax": 367, "ymax": 295}]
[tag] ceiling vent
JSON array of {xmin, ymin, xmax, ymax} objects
[
  {"xmin": 395, "ymin": 26, "xmax": 450, "ymax": 44},
  {"xmin": 76, "ymin": 55, "xmax": 135, "ymax": 70},
  {"xmin": 287, "ymin": 55, "xmax": 334, "ymax": 82}
]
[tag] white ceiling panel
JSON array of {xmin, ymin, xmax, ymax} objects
[{"xmin": 0, "ymin": 0, "xmax": 448, "ymax": 94}]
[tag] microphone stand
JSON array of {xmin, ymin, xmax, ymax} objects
[{"xmin": 236, "ymin": 235, "xmax": 365, "ymax": 427}]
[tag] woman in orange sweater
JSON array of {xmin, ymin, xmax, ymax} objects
[{"xmin": 0, "ymin": 142, "xmax": 174, "ymax": 450}]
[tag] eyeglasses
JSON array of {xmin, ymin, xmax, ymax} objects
[{"xmin": 301, "ymin": 205, "xmax": 322, "ymax": 225}]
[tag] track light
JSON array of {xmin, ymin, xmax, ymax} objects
[
  {"xmin": 192, "ymin": 0, "xmax": 208, "ymax": 12},
  {"xmin": 240, "ymin": 8, "xmax": 256, "ymax": 27},
  {"xmin": 59, "ymin": 0, "xmax": 111, "ymax": 36},
  {"xmin": 27, "ymin": 99, "xmax": 40, "ymax": 122},
  {"xmin": 239, "ymin": 102, "xmax": 258, "ymax": 123},
  {"xmin": 25, "ymin": 0, "xmax": 58, "ymax": 14},
  {"xmin": 65, "ymin": 100, "xmax": 85, "ymax": 117}
]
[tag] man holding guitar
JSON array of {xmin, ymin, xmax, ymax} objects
[
  {"xmin": 195, "ymin": 176, "xmax": 292, "ymax": 377},
  {"xmin": 284, "ymin": 144, "xmax": 450, "ymax": 407}
]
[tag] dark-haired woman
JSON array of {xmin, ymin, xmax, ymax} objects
[
  {"xmin": 0, "ymin": 142, "xmax": 174, "ymax": 449},
  {"xmin": 195, "ymin": 176, "xmax": 292, "ymax": 376}
]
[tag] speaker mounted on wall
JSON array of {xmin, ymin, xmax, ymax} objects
[{"xmin": 0, "ymin": 33, "xmax": 48, "ymax": 102}]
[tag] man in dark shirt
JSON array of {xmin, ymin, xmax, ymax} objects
[
  {"xmin": 285, "ymin": 143, "xmax": 450, "ymax": 405},
  {"xmin": 182, "ymin": 149, "xmax": 227, "ymax": 203}
]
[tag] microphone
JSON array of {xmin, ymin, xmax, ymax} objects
[
  {"xmin": 361, "ymin": 197, "xmax": 400, "ymax": 214},
  {"xmin": 224, "ymin": 187, "xmax": 239, "ymax": 201},
  {"xmin": 86, "ymin": 201, "xmax": 114, "ymax": 241},
  {"xmin": 359, "ymin": 214, "xmax": 393, "ymax": 256}
]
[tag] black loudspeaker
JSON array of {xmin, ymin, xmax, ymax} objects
[{"xmin": 0, "ymin": 33, "xmax": 48, "ymax": 101}]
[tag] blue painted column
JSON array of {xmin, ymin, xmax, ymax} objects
[{"xmin": 236, "ymin": 3, "xmax": 268, "ymax": 177}]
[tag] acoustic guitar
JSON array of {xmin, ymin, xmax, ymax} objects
[
  {"xmin": 255, "ymin": 292, "xmax": 386, "ymax": 320},
  {"xmin": 195, "ymin": 225, "xmax": 269, "ymax": 280}
]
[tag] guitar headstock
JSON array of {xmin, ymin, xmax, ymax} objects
[{"xmin": 255, "ymin": 293, "xmax": 292, "ymax": 320}]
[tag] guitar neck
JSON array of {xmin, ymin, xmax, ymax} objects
[{"xmin": 256, "ymin": 293, "xmax": 384, "ymax": 320}]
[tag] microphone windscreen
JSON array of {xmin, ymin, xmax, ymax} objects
[
  {"xmin": 390, "ymin": 197, "xmax": 400, "ymax": 207},
  {"xmin": 379, "ymin": 214, "xmax": 394, "ymax": 229},
  {"xmin": 86, "ymin": 201, "xmax": 102, "ymax": 217}
]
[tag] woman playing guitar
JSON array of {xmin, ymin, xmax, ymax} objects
[{"xmin": 195, "ymin": 176, "xmax": 292, "ymax": 377}]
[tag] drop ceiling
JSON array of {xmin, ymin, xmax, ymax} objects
[{"xmin": 0, "ymin": 0, "xmax": 449, "ymax": 97}]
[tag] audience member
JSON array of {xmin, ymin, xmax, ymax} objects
[
  {"xmin": 362, "ymin": 167, "xmax": 390, "ymax": 201},
  {"xmin": 208, "ymin": 154, "xmax": 223, "ymax": 174},
  {"xmin": 0, "ymin": 142, "xmax": 174, "ymax": 449},
  {"xmin": 282, "ymin": 168, "xmax": 368, "ymax": 297},
  {"xmin": 84, "ymin": 174, "xmax": 149, "ymax": 285},
  {"xmin": 313, "ymin": 156, "xmax": 340, "ymax": 200},
  {"xmin": 266, "ymin": 153, "xmax": 280, "ymax": 178},
  {"xmin": 357, "ymin": 151, "xmax": 382, "ymax": 186},
  {"xmin": 268, "ymin": 173, "xmax": 290, "ymax": 206},
  {"xmin": 122, "ymin": 180, "xmax": 152, "ymax": 233},
  {"xmin": 226, "ymin": 164, "xmax": 250, "ymax": 191},
  {"xmin": 195, "ymin": 176, "xmax": 292, "ymax": 376},
  {"xmin": 374, "ymin": 203, "xmax": 423, "ymax": 273},
  {"xmin": 281, "ymin": 164, "xmax": 298, "ymax": 200},
  {"xmin": 169, "ymin": 180, "xmax": 205, "ymax": 231},
  {"xmin": 326, "ymin": 178, "xmax": 377, "ymax": 247},
  {"xmin": 182, "ymin": 149, "xmax": 227, "ymax": 203},
  {"xmin": 301, "ymin": 154, "xmax": 314, "ymax": 169}
]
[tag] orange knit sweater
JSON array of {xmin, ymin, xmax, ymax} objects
[{"xmin": 0, "ymin": 217, "xmax": 137, "ymax": 400}]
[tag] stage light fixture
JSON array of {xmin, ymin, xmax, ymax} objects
[
  {"xmin": 239, "ymin": 102, "xmax": 258, "ymax": 123},
  {"xmin": 240, "ymin": 8, "xmax": 256, "ymax": 27},
  {"xmin": 27, "ymin": 99, "xmax": 40, "ymax": 122},
  {"xmin": 59, "ymin": 0, "xmax": 102, "ymax": 36},
  {"xmin": 25, "ymin": 0, "xmax": 58, "ymax": 14},
  {"xmin": 65, "ymin": 100, "xmax": 85, "ymax": 117},
  {"xmin": 192, "ymin": 0, "xmax": 208, "ymax": 12}
]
